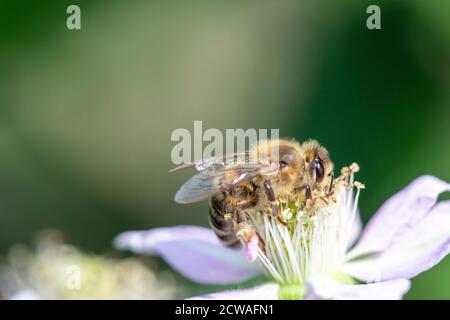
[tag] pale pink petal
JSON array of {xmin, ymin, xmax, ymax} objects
[
  {"xmin": 188, "ymin": 283, "xmax": 278, "ymax": 300},
  {"xmin": 348, "ymin": 175, "xmax": 450, "ymax": 258},
  {"xmin": 245, "ymin": 234, "xmax": 259, "ymax": 262},
  {"xmin": 114, "ymin": 226, "xmax": 261, "ymax": 284},
  {"xmin": 305, "ymin": 277, "xmax": 410, "ymax": 300},
  {"xmin": 343, "ymin": 201, "xmax": 450, "ymax": 282}
]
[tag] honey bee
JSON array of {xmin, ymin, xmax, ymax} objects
[{"xmin": 171, "ymin": 139, "xmax": 334, "ymax": 247}]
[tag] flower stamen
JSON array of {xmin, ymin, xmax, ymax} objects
[{"xmin": 238, "ymin": 163, "xmax": 363, "ymax": 287}]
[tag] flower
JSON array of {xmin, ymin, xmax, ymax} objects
[
  {"xmin": 0, "ymin": 232, "xmax": 179, "ymax": 299},
  {"xmin": 114, "ymin": 172, "xmax": 450, "ymax": 300}
]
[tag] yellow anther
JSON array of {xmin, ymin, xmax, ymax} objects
[
  {"xmin": 354, "ymin": 181, "xmax": 365, "ymax": 189},
  {"xmin": 281, "ymin": 209, "xmax": 293, "ymax": 221},
  {"xmin": 236, "ymin": 227, "xmax": 255, "ymax": 242},
  {"xmin": 350, "ymin": 162, "xmax": 360, "ymax": 173}
]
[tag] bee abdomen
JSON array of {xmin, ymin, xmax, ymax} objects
[{"xmin": 208, "ymin": 197, "xmax": 240, "ymax": 247}]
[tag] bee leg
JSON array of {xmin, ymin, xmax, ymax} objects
[
  {"xmin": 263, "ymin": 180, "xmax": 279, "ymax": 217},
  {"xmin": 263, "ymin": 180, "xmax": 288, "ymax": 226},
  {"xmin": 236, "ymin": 210, "xmax": 247, "ymax": 224},
  {"xmin": 235, "ymin": 210, "xmax": 266, "ymax": 255},
  {"xmin": 305, "ymin": 184, "xmax": 312, "ymax": 200}
]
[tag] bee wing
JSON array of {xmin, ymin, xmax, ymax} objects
[
  {"xmin": 174, "ymin": 163, "xmax": 279, "ymax": 204},
  {"xmin": 169, "ymin": 153, "xmax": 249, "ymax": 173}
]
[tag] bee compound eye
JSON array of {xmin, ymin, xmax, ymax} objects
[{"xmin": 314, "ymin": 157, "xmax": 325, "ymax": 183}]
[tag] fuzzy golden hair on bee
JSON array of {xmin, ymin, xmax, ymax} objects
[
  {"xmin": 301, "ymin": 140, "xmax": 329, "ymax": 163},
  {"xmin": 249, "ymin": 138, "xmax": 302, "ymax": 165},
  {"xmin": 172, "ymin": 138, "xmax": 335, "ymax": 247}
]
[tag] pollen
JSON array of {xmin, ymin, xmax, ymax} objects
[
  {"xmin": 235, "ymin": 225, "xmax": 254, "ymax": 242},
  {"xmin": 340, "ymin": 166, "xmax": 350, "ymax": 176},
  {"xmin": 280, "ymin": 209, "xmax": 293, "ymax": 221}
]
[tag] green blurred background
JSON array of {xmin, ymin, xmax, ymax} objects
[{"xmin": 0, "ymin": 0, "xmax": 449, "ymax": 299}]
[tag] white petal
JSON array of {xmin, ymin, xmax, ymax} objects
[
  {"xmin": 188, "ymin": 283, "xmax": 279, "ymax": 300},
  {"xmin": 114, "ymin": 226, "xmax": 261, "ymax": 284},
  {"xmin": 348, "ymin": 175, "xmax": 450, "ymax": 258},
  {"xmin": 305, "ymin": 277, "xmax": 410, "ymax": 300},
  {"xmin": 343, "ymin": 201, "xmax": 450, "ymax": 282}
]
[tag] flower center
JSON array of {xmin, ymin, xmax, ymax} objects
[
  {"xmin": 278, "ymin": 283, "xmax": 305, "ymax": 300},
  {"xmin": 236, "ymin": 163, "xmax": 364, "ymax": 288}
]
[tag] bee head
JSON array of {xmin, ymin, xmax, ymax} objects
[{"xmin": 302, "ymin": 140, "xmax": 334, "ymax": 188}]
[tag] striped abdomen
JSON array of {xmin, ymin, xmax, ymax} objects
[{"xmin": 208, "ymin": 182, "xmax": 259, "ymax": 246}]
